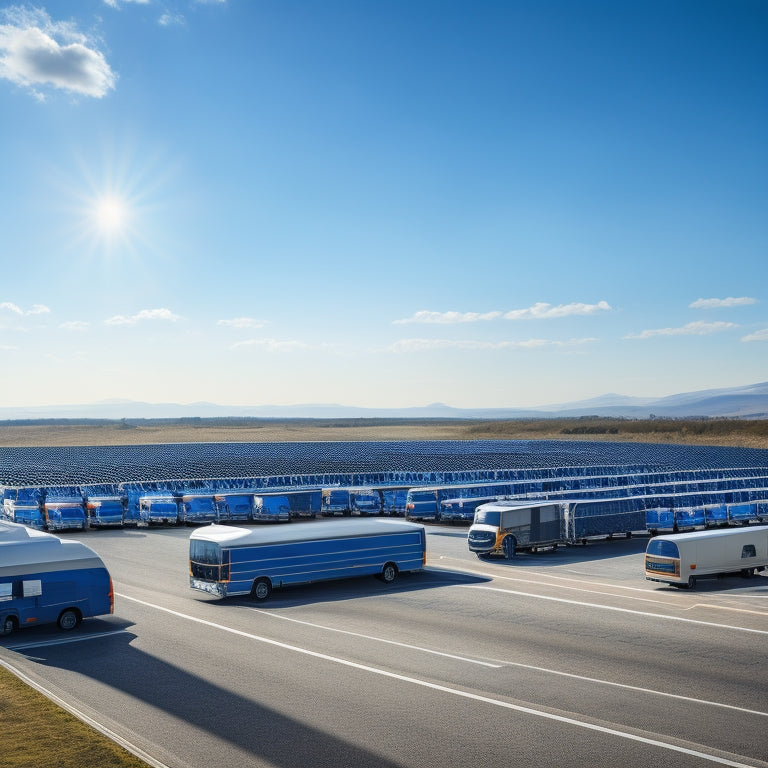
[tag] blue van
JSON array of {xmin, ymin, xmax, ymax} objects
[
  {"xmin": 322, "ymin": 489, "xmax": 352, "ymax": 516},
  {"xmin": 139, "ymin": 495, "xmax": 180, "ymax": 526},
  {"xmin": 86, "ymin": 496, "xmax": 125, "ymax": 528},
  {"xmin": 253, "ymin": 495, "xmax": 292, "ymax": 523},
  {"xmin": 0, "ymin": 521, "xmax": 114, "ymax": 635},
  {"xmin": 214, "ymin": 493, "xmax": 254, "ymax": 523}
]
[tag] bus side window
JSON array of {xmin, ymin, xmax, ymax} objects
[
  {"xmin": 741, "ymin": 545, "xmax": 757, "ymax": 559},
  {"xmin": 0, "ymin": 583, "xmax": 11, "ymax": 601}
]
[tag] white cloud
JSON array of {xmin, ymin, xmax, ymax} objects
[
  {"xmin": 626, "ymin": 321, "xmax": 737, "ymax": 339},
  {"xmin": 60, "ymin": 320, "xmax": 89, "ymax": 331},
  {"xmin": 389, "ymin": 337, "xmax": 595, "ymax": 353},
  {"xmin": 1, "ymin": 302, "xmax": 50, "ymax": 316},
  {"xmin": 230, "ymin": 338, "xmax": 308, "ymax": 352},
  {"xmin": 689, "ymin": 296, "xmax": 757, "ymax": 309},
  {"xmin": 394, "ymin": 301, "xmax": 611, "ymax": 325},
  {"xmin": 103, "ymin": 0, "xmax": 150, "ymax": 7},
  {"xmin": 394, "ymin": 310, "xmax": 503, "ymax": 325},
  {"xmin": 0, "ymin": 8, "xmax": 116, "ymax": 98},
  {"xmin": 217, "ymin": 317, "xmax": 267, "ymax": 329},
  {"xmin": 742, "ymin": 328, "xmax": 768, "ymax": 342},
  {"xmin": 503, "ymin": 301, "xmax": 612, "ymax": 320},
  {"xmin": 105, "ymin": 308, "xmax": 181, "ymax": 325},
  {"xmin": 159, "ymin": 12, "xmax": 186, "ymax": 27}
]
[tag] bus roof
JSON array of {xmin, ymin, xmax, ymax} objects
[
  {"xmin": 190, "ymin": 519, "xmax": 423, "ymax": 548},
  {"xmin": 0, "ymin": 522, "xmax": 104, "ymax": 568},
  {"xmin": 649, "ymin": 525, "xmax": 768, "ymax": 544}
]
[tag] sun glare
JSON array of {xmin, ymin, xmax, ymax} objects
[{"xmin": 94, "ymin": 196, "xmax": 129, "ymax": 234}]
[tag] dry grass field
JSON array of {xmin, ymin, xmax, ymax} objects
[{"xmin": 0, "ymin": 417, "xmax": 767, "ymax": 449}]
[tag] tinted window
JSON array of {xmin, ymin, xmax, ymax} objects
[
  {"xmin": 741, "ymin": 545, "xmax": 757, "ymax": 559},
  {"xmin": 646, "ymin": 539, "xmax": 680, "ymax": 558}
]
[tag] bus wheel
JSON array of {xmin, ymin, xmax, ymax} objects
[
  {"xmin": 502, "ymin": 536, "xmax": 516, "ymax": 560},
  {"xmin": 58, "ymin": 609, "xmax": 81, "ymax": 631},
  {"xmin": 687, "ymin": 576, "xmax": 697, "ymax": 589},
  {"xmin": 0, "ymin": 615, "xmax": 16, "ymax": 636},
  {"xmin": 378, "ymin": 562, "xmax": 399, "ymax": 583},
  {"xmin": 250, "ymin": 578, "xmax": 272, "ymax": 602}
]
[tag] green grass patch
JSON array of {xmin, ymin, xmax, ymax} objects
[{"xmin": 0, "ymin": 666, "xmax": 149, "ymax": 768}]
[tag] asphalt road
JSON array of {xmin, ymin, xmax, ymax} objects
[{"xmin": 2, "ymin": 521, "xmax": 768, "ymax": 768}]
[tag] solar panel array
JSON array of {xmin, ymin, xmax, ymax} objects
[{"xmin": 2, "ymin": 439, "xmax": 768, "ymax": 489}]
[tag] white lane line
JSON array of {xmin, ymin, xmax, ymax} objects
[
  {"xmin": 453, "ymin": 584, "xmax": 768, "ymax": 635},
  {"xmin": 247, "ymin": 608, "xmax": 502, "ymax": 667},
  {"xmin": 0, "ymin": 656, "xmax": 171, "ymax": 768},
  {"xmin": 435, "ymin": 562, "xmax": 768, "ymax": 615},
  {"xmin": 116, "ymin": 592, "xmax": 765, "ymax": 768},
  {"xmin": 254, "ymin": 606, "xmax": 768, "ymax": 718},
  {"xmin": 486, "ymin": 657, "xmax": 768, "ymax": 719},
  {"xmin": 5, "ymin": 630, "xmax": 129, "ymax": 651}
]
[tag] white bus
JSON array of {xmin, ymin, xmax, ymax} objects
[{"xmin": 645, "ymin": 526, "xmax": 768, "ymax": 588}]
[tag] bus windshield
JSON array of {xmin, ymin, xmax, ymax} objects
[
  {"xmin": 190, "ymin": 540, "xmax": 229, "ymax": 581},
  {"xmin": 474, "ymin": 509, "xmax": 501, "ymax": 527},
  {"xmin": 646, "ymin": 539, "xmax": 680, "ymax": 558}
]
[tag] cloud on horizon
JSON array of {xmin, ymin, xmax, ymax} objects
[
  {"xmin": 689, "ymin": 296, "xmax": 757, "ymax": 309},
  {"xmin": 1, "ymin": 302, "xmax": 50, "ymax": 316},
  {"xmin": 742, "ymin": 328, "xmax": 768, "ymax": 342},
  {"xmin": 389, "ymin": 337, "xmax": 596, "ymax": 353},
  {"xmin": 394, "ymin": 301, "xmax": 611, "ymax": 325},
  {"xmin": 626, "ymin": 321, "xmax": 737, "ymax": 339},
  {"xmin": 217, "ymin": 317, "xmax": 267, "ymax": 329},
  {"xmin": 0, "ymin": 7, "xmax": 116, "ymax": 98},
  {"xmin": 105, "ymin": 308, "xmax": 181, "ymax": 325}
]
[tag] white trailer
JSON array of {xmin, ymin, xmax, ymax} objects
[{"xmin": 645, "ymin": 525, "xmax": 768, "ymax": 588}]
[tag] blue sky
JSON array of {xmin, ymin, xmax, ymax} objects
[{"xmin": 1, "ymin": 0, "xmax": 766, "ymax": 412}]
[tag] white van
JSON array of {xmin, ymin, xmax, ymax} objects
[
  {"xmin": 645, "ymin": 526, "xmax": 768, "ymax": 588},
  {"xmin": 468, "ymin": 501, "xmax": 563, "ymax": 559}
]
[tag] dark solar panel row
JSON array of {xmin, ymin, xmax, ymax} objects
[{"xmin": 1, "ymin": 439, "xmax": 767, "ymax": 488}]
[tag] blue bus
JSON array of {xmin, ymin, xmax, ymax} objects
[
  {"xmin": 86, "ymin": 496, "xmax": 125, "ymax": 528},
  {"xmin": 189, "ymin": 519, "xmax": 426, "ymax": 601},
  {"xmin": 253, "ymin": 495, "xmax": 292, "ymax": 523},
  {"xmin": 214, "ymin": 493, "xmax": 254, "ymax": 522},
  {"xmin": 0, "ymin": 521, "xmax": 114, "ymax": 636},
  {"xmin": 43, "ymin": 499, "xmax": 87, "ymax": 532},
  {"xmin": 322, "ymin": 489, "xmax": 352, "ymax": 516},
  {"xmin": 139, "ymin": 495, "xmax": 181, "ymax": 526},
  {"xmin": 180, "ymin": 494, "xmax": 218, "ymax": 525}
]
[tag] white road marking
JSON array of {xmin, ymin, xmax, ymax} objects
[
  {"xmin": 0, "ymin": 657, "xmax": 171, "ymax": 768},
  {"xmin": 5, "ymin": 630, "xmax": 128, "ymax": 651},
  {"xmin": 247, "ymin": 608, "xmax": 502, "ymax": 667},
  {"xmin": 115, "ymin": 592, "xmax": 766, "ymax": 768},
  {"xmin": 454, "ymin": 584, "xmax": 768, "ymax": 635},
  {"xmin": 432, "ymin": 562, "xmax": 768, "ymax": 614},
  {"xmin": 487, "ymin": 657, "xmax": 768, "ymax": 718}
]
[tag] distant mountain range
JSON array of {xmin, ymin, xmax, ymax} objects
[{"xmin": 2, "ymin": 382, "xmax": 768, "ymax": 421}]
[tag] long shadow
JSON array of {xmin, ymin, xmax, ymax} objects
[
  {"xmin": 1, "ymin": 570, "xmax": 490, "ymax": 768},
  {"xmin": 4, "ymin": 622, "xmax": 408, "ymax": 768},
  {"xmin": 211, "ymin": 568, "xmax": 490, "ymax": 609}
]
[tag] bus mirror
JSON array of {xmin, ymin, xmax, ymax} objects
[{"xmin": 22, "ymin": 580, "xmax": 42, "ymax": 597}]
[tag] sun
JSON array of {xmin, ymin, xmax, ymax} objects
[{"xmin": 93, "ymin": 195, "xmax": 130, "ymax": 235}]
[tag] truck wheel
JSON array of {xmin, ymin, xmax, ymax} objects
[
  {"xmin": 250, "ymin": 578, "xmax": 272, "ymax": 602},
  {"xmin": 0, "ymin": 615, "xmax": 15, "ymax": 636},
  {"xmin": 379, "ymin": 562, "xmax": 398, "ymax": 583},
  {"xmin": 58, "ymin": 609, "xmax": 81, "ymax": 631},
  {"xmin": 502, "ymin": 536, "xmax": 516, "ymax": 560}
]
